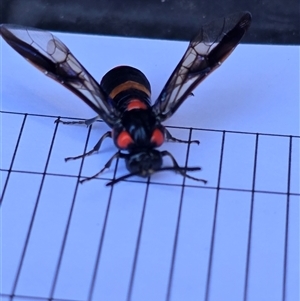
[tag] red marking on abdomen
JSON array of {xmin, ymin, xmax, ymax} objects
[{"xmin": 127, "ymin": 99, "xmax": 148, "ymax": 111}]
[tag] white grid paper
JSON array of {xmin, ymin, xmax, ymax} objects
[{"xmin": 1, "ymin": 30, "xmax": 299, "ymax": 301}]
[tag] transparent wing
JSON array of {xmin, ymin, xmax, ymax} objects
[
  {"xmin": 0, "ymin": 24, "xmax": 119, "ymax": 126},
  {"xmin": 152, "ymin": 11, "xmax": 252, "ymax": 121}
]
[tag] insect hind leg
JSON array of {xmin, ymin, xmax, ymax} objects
[
  {"xmin": 165, "ymin": 128, "xmax": 199, "ymax": 145},
  {"xmin": 65, "ymin": 131, "xmax": 112, "ymax": 161},
  {"xmin": 55, "ymin": 115, "xmax": 99, "ymax": 126}
]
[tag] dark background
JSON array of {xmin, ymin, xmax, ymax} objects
[{"xmin": 1, "ymin": 0, "xmax": 299, "ymax": 44}]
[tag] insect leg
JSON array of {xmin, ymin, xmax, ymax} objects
[
  {"xmin": 165, "ymin": 129, "xmax": 200, "ymax": 145},
  {"xmin": 80, "ymin": 151, "xmax": 122, "ymax": 184},
  {"xmin": 55, "ymin": 115, "xmax": 99, "ymax": 126},
  {"xmin": 161, "ymin": 150, "xmax": 207, "ymax": 183},
  {"xmin": 65, "ymin": 131, "xmax": 112, "ymax": 161}
]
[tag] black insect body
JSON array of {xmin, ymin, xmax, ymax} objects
[{"xmin": 0, "ymin": 12, "xmax": 252, "ymax": 186}]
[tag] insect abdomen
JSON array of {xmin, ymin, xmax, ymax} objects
[{"xmin": 100, "ymin": 66, "xmax": 151, "ymax": 112}]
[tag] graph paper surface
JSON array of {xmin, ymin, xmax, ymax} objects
[{"xmin": 1, "ymin": 31, "xmax": 299, "ymax": 301}]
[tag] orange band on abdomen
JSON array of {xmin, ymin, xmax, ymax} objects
[{"xmin": 109, "ymin": 80, "xmax": 151, "ymax": 99}]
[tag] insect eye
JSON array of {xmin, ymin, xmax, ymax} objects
[
  {"xmin": 116, "ymin": 131, "xmax": 134, "ymax": 149},
  {"xmin": 151, "ymin": 129, "xmax": 164, "ymax": 147}
]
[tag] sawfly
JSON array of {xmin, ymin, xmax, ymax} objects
[{"xmin": 0, "ymin": 11, "xmax": 252, "ymax": 186}]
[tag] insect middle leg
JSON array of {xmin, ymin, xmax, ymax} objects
[
  {"xmin": 55, "ymin": 115, "xmax": 99, "ymax": 126},
  {"xmin": 165, "ymin": 128, "xmax": 199, "ymax": 145},
  {"xmin": 65, "ymin": 131, "xmax": 112, "ymax": 161}
]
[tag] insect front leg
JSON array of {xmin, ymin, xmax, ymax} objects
[
  {"xmin": 165, "ymin": 128, "xmax": 199, "ymax": 145},
  {"xmin": 161, "ymin": 150, "xmax": 207, "ymax": 183},
  {"xmin": 80, "ymin": 151, "xmax": 123, "ymax": 184},
  {"xmin": 65, "ymin": 131, "xmax": 112, "ymax": 161},
  {"xmin": 55, "ymin": 115, "xmax": 99, "ymax": 126}
]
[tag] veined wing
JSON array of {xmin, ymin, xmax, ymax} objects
[
  {"xmin": 0, "ymin": 24, "xmax": 119, "ymax": 126},
  {"xmin": 152, "ymin": 12, "xmax": 252, "ymax": 121}
]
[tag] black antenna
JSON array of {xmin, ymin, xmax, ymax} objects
[{"xmin": 106, "ymin": 166, "xmax": 206, "ymax": 186}]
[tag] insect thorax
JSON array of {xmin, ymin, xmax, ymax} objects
[{"xmin": 101, "ymin": 65, "xmax": 165, "ymax": 150}]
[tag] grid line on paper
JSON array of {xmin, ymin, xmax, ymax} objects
[
  {"xmin": 1, "ymin": 110, "xmax": 299, "ymax": 301},
  {"xmin": 48, "ymin": 121, "xmax": 92, "ymax": 299},
  {"xmin": 204, "ymin": 130, "xmax": 226, "ymax": 301},
  {"xmin": 243, "ymin": 133, "xmax": 259, "ymax": 300},
  {"xmin": 1, "ymin": 110, "xmax": 299, "ymax": 196},
  {"xmin": 2, "ymin": 109, "xmax": 300, "ymax": 139},
  {"xmin": 1, "ymin": 167, "xmax": 300, "ymax": 196},
  {"xmin": 282, "ymin": 135, "xmax": 293, "ymax": 301},
  {"xmin": 0, "ymin": 293, "xmax": 83, "ymax": 301},
  {"xmin": 165, "ymin": 127, "xmax": 194, "ymax": 301},
  {"xmin": 87, "ymin": 156, "xmax": 120, "ymax": 301},
  {"xmin": 126, "ymin": 177, "xmax": 151, "ymax": 301},
  {"xmin": 8, "ymin": 116, "xmax": 60, "ymax": 300},
  {"xmin": 0, "ymin": 114, "xmax": 27, "ymax": 204}
]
